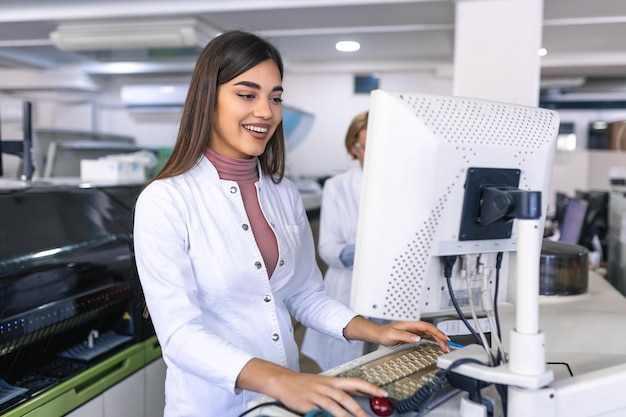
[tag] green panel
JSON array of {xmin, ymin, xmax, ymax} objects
[
  {"xmin": 2, "ymin": 343, "xmax": 145, "ymax": 417},
  {"xmin": 143, "ymin": 335, "xmax": 162, "ymax": 364}
]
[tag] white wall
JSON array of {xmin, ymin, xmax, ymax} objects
[{"xmin": 283, "ymin": 70, "xmax": 453, "ymax": 178}]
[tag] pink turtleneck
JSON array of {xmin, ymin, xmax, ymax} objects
[{"xmin": 205, "ymin": 149, "xmax": 278, "ymax": 278}]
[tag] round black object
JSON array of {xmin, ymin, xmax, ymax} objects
[{"xmin": 540, "ymin": 239, "xmax": 589, "ymax": 296}]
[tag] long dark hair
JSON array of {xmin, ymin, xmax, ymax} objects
[{"xmin": 154, "ymin": 30, "xmax": 286, "ymax": 183}]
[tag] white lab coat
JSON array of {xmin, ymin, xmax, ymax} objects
[
  {"xmin": 133, "ymin": 156, "xmax": 358, "ymax": 417},
  {"xmin": 301, "ymin": 164, "xmax": 365, "ymax": 370}
]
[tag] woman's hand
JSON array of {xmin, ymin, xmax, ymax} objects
[
  {"xmin": 343, "ymin": 316, "xmax": 450, "ymax": 353},
  {"xmin": 238, "ymin": 358, "xmax": 386, "ymax": 417},
  {"xmin": 375, "ymin": 320, "xmax": 450, "ymax": 352}
]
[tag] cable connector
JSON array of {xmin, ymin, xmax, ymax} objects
[
  {"xmin": 481, "ymin": 289, "xmax": 494, "ymax": 313},
  {"xmin": 495, "ymin": 251, "xmax": 504, "ymax": 269},
  {"xmin": 442, "ymin": 255, "xmax": 457, "ymax": 279}
]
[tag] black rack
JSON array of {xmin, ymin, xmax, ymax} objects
[{"xmin": 0, "ymin": 101, "xmax": 34, "ymax": 179}]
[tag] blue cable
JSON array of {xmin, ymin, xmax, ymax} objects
[{"xmin": 304, "ymin": 409, "xmax": 332, "ymax": 417}]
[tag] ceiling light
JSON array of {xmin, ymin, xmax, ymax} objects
[
  {"xmin": 538, "ymin": 48, "xmax": 548, "ymax": 57},
  {"xmin": 336, "ymin": 41, "xmax": 360, "ymax": 52},
  {"xmin": 50, "ymin": 19, "xmax": 216, "ymax": 51}
]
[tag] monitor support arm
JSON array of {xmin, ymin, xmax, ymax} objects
[
  {"xmin": 439, "ymin": 189, "xmax": 626, "ymax": 416},
  {"xmin": 439, "ymin": 189, "xmax": 554, "ymax": 416},
  {"xmin": 443, "ymin": 223, "xmax": 554, "ymax": 417}
]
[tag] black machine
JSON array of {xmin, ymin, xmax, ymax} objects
[
  {"xmin": 553, "ymin": 190, "xmax": 609, "ymax": 257},
  {"xmin": 0, "ymin": 182, "xmax": 153, "ymax": 414}
]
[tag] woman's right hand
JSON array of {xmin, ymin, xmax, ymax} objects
[{"xmin": 238, "ymin": 358, "xmax": 386, "ymax": 417}]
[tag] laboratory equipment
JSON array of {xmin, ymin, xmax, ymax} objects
[{"xmin": 0, "ymin": 182, "xmax": 156, "ymax": 416}]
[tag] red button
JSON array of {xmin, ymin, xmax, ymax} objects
[{"xmin": 369, "ymin": 396, "xmax": 394, "ymax": 416}]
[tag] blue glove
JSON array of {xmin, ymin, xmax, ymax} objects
[{"xmin": 339, "ymin": 244, "xmax": 356, "ymax": 267}]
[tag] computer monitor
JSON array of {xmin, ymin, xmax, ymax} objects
[
  {"xmin": 579, "ymin": 190, "xmax": 609, "ymax": 255},
  {"xmin": 554, "ymin": 192, "xmax": 569, "ymax": 225},
  {"xmin": 558, "ymin": 198, "xmax": 589, "ymax": 245},
  {"xmin": 350, "ymin": 90, "xmax": 560, "ymax": 322}
]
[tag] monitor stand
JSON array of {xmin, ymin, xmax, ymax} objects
[{"xmin": 437, "ymin": 218, "xmax": 626, "ymax": 417}]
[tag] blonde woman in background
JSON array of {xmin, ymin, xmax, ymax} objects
[{"xmin": 301, "ymin": 111, "xmax": 372, "ymax": 371}]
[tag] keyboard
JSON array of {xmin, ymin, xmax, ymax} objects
[
  {"xmin": 322, "ymin": 340, "xmax": 451, "ymax": 401},
  {"xmin": 247, "ymin": 341, "xmax": 458, "ymax": 416}
]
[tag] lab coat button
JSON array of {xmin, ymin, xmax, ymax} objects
[
  {"xmin": 272, "ymin": 334, "xmax": 280, "ymax": 341},
  {"xmin": 279, "ymin": 260, "xmax": 285, "ymax": 267},
  {"xmin": 242, "ymin": 224, "xmax": 249, "ymax": 231},
  {"xmin": 264, "ymin": 295, "xmax": 272, "ymax": 302},
  {"xmin": 230, "ymin": 186, "xmax": 238, "ymax": 194},
  {"xmin": 254, "ymin": 261, "xmax": 262, "ymax": 269}
]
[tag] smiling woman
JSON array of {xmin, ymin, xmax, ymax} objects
[
  {"xmin": 132, "ymin": 29, "xmax": 450, "ymax": 417},
  {"xmin": 210, "ymin": 61, "xmax": 284, "ymax": 159}
]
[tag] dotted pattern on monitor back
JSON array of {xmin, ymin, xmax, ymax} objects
[{"xmin": 380, "ymin": 94, "xmax": 559, "ymax": 320}]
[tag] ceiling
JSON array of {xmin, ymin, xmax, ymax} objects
[{"xmin": 0, "ymin": 0, "xmax": 626, "ymax": 90}]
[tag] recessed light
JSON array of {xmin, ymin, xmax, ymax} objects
[
  {"xmin": 336, "ymin": 41, "xmax": 360, "ymax": 52},
  {"xmin": 538, "ymin": 48, "xmax": 548, "ymax": 57}
]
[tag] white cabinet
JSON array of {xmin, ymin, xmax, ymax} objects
[
  {"xmin": 65, "ymin": 396, "xmax": 103, "ymax": 417},
  {"xmin": 103, "ymin": 368, "xmax": 145, "ymax": 417},
  {"xmin": 64, "ymin": 358, "xmax": 166, "ymax": 417},
  {"xmin": 144, "ymin": 358, "xmax": 166, "ymax": 417}
]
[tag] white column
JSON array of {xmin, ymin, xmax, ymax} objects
[{"xmin": 453, "ymin": 0, "xmax": 544, "ymax": 106}]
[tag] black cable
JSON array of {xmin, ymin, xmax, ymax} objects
[
  {"xmin": 491, "ymin": 252, "xmax": 508, "ymax": 417},
  {"xmin": 393, "ymin": 357, "xmax": 488, "ymax": 414},
  {"xmin": 401, "ymin": 255, "xmax": 506, "ymax": 416},
  {"xmin": 495, "ymin": 383, "xmax": 508, "ymax": 417},
  {"xmin": 493, "ymin": 252, "xmax": 504, "ymax": 341},
  {"xmin": 237, "ymin": 401, "xmax": 291, "ymax": 417},
  {"xmin": 442, "ymin": 256, "xmax": 482, "ymax": 346},
  {"xmin": 547, "ymin": 361, "xmax": 574, "ymax": 377}
]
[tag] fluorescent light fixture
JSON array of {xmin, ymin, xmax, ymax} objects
[
  {"xmin": 50, "ymin": 19, "xmax": 216, "ymax": 51},
  {"xmin": 336, "ymin": 41, "xmax": 361, "ymax": 52}
]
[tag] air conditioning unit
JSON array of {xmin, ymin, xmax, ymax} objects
[
  {"xmin": 120, "ymin": 83, "xmax": 188, "ymax": 113},
  {"xmin": 50, "ymin": 19, "xmax": 212, "ymax": 51}
]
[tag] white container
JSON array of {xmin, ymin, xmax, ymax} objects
[{"xmin": 80, "ymin": 159, "xmax": 146, "ymax": 183}]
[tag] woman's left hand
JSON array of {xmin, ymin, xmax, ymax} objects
[
  {"xmin": 343, "ymin": 316, "xmax": 450, "ymax": 353},
  {"xmin": 376, "ymin": 320, "xmax": 450, "ymax": 352}
]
